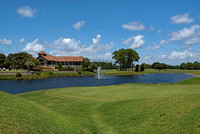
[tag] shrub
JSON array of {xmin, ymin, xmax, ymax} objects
[
  {"xmin": 78, "ymin": 70, "xmax": 82, "ymax": 75},
  {"xmin": 66, "ymin": 66, "xmax": 74, "ymax": 71},
  {"xmin": 16, "ymin": 72, "xmax": 22, "ymax": 77},
  {"xmin": 58, "ymin": 67, "xmax": 74, "ymax": 71},
  {"xmin": 35, "ymin": 72, "xmax": 41, "ymax": 75},
  {"xmin": 42, "ymin": 71, "xmax": 54, "ymax": 75},
  {"xmin": 81, "ymin": 68, "xmax": 94, "ymax": 72},
  {"xmin": 55, "ymin": 63, "xmax": 62, "ymax": 69}
]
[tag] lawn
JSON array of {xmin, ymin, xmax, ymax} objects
[
  {"xmin": 6, "ymin": 77, "xmax": 198, "ymax": 133},
  {"xmin": 102, "ymin": 69, "xmax": 200, "ymax": 76},
  {"xmin": 1, "ymin": 69, "xmax": 200, "ymax": 133}
]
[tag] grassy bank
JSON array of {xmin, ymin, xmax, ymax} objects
[
  {"xmin": 102, "ymin": 69, "xmax": 200, "ymax": 76},
  {"xmin": 0, "ymin": 71, "xmax": 95, "ymax": 80},
  {"xmin": 0, "ymin": 91, "xmax": 76, "ymax": 133},
  {"xmin": 11, "ymin": 78, "xmax": 200, "ymax": 133}
]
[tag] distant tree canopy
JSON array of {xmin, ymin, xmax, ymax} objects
[
  {"xmin": 152, "ymin": 62, "xmax": 179, "ymax": 70},
  {"xmin": 92, "ymin": 62, "xmax": 117, "ymax": 69},
  {"xmin": 82, "ymin": 57, "xmax": 90, "ymax": 68},
  {"xmin": 112, "ymin": 48, "xmax": 140, "ymax": 71},
  {"xmin": 180, "ymin": 61, "xmax": 200, "ymax": 70},
  {"xmin": 0, "ymin": 52, "xmax": 40, "ymax": 71},
  {"xmin": 0, "ymin": 54, "xmax": 6, "ymax": 67}
]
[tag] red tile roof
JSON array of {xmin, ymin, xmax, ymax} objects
[{"xmin": 37, "ymin": 51, "xmax": 83, "ymax": 62}]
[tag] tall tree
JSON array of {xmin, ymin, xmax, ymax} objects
[
  {"xmin": 25, "ymin": 59, "xmax": 40, "ymax": 73},
  {"xmin": 112, "ymin": 49, "xmax": 140, "ymax": 71},
  {"xmin": 83, "ymin": 57, "xmax": 90, "ymax": 68},
  {"xmin": 0, "ymin": 54, "xmax": 6, "ymax": 67}
]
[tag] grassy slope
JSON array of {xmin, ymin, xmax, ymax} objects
[
  {"xmin": 18, "ymin": 80, "xmax": 200, "ymax": 134},
  {"xmin": 102, "ymin": 69, "xmax": 200, "ymax": 76},
  {"xmin": 0, "ymin": 91, "xmax": 77, "ymax": 134}
]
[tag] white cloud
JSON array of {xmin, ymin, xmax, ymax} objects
[
  {"xmin": 168, "ymin": 50, "xmax": 195, "ymax": 60},
  {"xmin": 19, "ymin": 38, "xmax": 26, "ymax": 44},
  {"xmin": 22, "ymin": 39, "xmax": 45, "ymax": 56},
  {"xmin": 157, "ymin": 30, "xmax": 162, "ymax": 34},
  {"xmin": 122, "ymin": 21, "xmax": 145, "ymax": 31},
  {"xmin": 150, "ymin": 25, "xmax": 154, "ymax": 31},
  {"xmin": 122, "ymin": 35, "xmax": 145, "ymax": 49},
  {"xmin": 143, "ymin": 56, "xmax": 150, "ymax": 60},
  {"xmin": 103, "ymin": 52, "xmax": 112, "ymax": 60},
  {"xmin": 170, "ymin": 25, "xmax": 200, "ymax": 41},
  {"xmin": 147, "ymin": 40, "xmax": 167, "ymax": 50},
  {"xmin": 16, "ymin": 6, "xmax": 37, "ymax": 18},
  {"xmin": 185, "ymin": 37, "xmax": 200, "ymax": 45},
  {"xmin": 92, "ymin": 34, "xmax": 101, "ymax": 44},
  {"xmin": 73, "ymin": 21, "xmax": 85, "ymax": 30},
  {"xmin": 50, "ymin": 34, "xmax": 114, "ymax": 60},
  {"xmin": 171, "ymin": 13, "xmax": 194, "ymax": 24},
  {"xmin": 159, "ymin": 54, "xmax": 167, "ymax": 59},
  {"xmin": 0, "ymin": 38, "xmax": 12, "ymax": 45}
]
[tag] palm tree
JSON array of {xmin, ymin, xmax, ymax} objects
[{"xmin": 25, "ymin": 59, "xmax": 40, "ymax": 74}]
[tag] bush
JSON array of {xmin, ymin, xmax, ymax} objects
[
  {"xmin": 78, "ymin": 70, "xmax": 82, "ymax": 75},
  {"xmin": 66, "ymin": 66, "xmax": 74, "ymax": 71},
  {"xmin": 55, "ymin": 63, "xmax": 62, "ymax": 69},
  {"xmin": 16, "ymin": 72, "xmax": 22, "ymax": 77},
  {"xmin": 81, "ymin": 68, "xmax": 94, "ymax": 72},
  {"xmin": 42, "ymin": 71, "xmax": 54, "ymax": 75},
  {"xmin": 35, "ymin": 72, "xmax": 41, "ymax": 75}
]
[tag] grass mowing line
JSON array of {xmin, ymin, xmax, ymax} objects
[
  {"xmin": 44, "ymin": 89, "xmax": 117, "ymax": 134},
  {"xmin": 16, "ymin": 77, "xmax": 200, "ymax": 133}
]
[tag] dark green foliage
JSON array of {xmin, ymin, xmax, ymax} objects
[
  {"xmin": 143, "ymin": 63, "xmax": 152, "ymax": 69},
  {"xmin": 152, "ymin": 62, "xmax": 175, "ymax": 70},
  {"xmin": 78, "ymin": 70, "xmax": 82, "ymax": 75},
  {"xmin": 58, "ymin": 67, "xmax": 74, "ymax": 71},
  {"xmin": 82, "ymin": 68, "xmax": 94, "ymax": 72},
  {"xmin": 140, "ymin": 63, "xmax": 145, "ymax": 72},
  {"xmin": 89, "ymin": 63, "xmax": 97, "ymax": 70},
  {"xmin": 35, "ymin": 72, "xmax": 41, "ymax": 75},
  {"xmin": 92, "ymin": 62, "xmax": 117, "ymax": 69},
  {"xmin": 83, "ymin": 57, "xmax": 90, "ymax": 68},
  {"xmin": 55, "ymin": 63, "xmax": 62, "ymax": 69},
  {"xmin": 135, "ymin": 64, "xmax": 139, "ymax": 72},
  {"xmin": 25, "ymin": 59, "xmax": 40, "ymax": 73},
  {"xmin": 180, "ymin": 63, "xmax": 187, "ymax": 69},
  {"xmin": 179, "ymin": 61, "xmax": 200, "ymax": 70},
  {"xmin": 66, "ymin": 66, "xmax": 74, "ymax": 71},
  {"xmin": 112, "ymin": 49, "xmax": 140, "ymax": 71},
  {"xmin": 42, "ymin": 71, "xmax": 54, "ymax": 75},
  {"xmin": 16, "ymin": 72, "xmax": 22, "ymax": 77},
  {"xmin": 0, "ymin": 54, "xmax": 6, "ymax": 67}
]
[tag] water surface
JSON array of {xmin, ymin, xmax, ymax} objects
[{"xmin": 0, "ymin": 73, "xmax": 195, "ymax": 94}]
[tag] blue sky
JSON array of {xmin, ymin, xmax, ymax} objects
[{"xmin": 0, "ymin": 0, "xmax": 200, "ymax": 65}]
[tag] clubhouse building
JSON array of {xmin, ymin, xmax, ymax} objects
[{"xmin": 37, "ymin": 51, "xmax": 83, "ymax": 69}]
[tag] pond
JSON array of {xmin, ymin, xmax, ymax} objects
[{"xmin": 0, "ymin": 73, "xmax": 195, "ymax": 94}]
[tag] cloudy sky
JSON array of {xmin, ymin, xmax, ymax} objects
[{"xmin": 0, "ymin": 0, "xmax": 200, "ymax": 65}]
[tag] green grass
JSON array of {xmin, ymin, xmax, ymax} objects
[
  {"xmin": 102, "ymin": 69, "xmax": 200, "ymax": 76},
  {"xmin": 0, "ymin": 91, "xmax": 77, "ymax": 133},
  {"xmin": 0, "ymin": 71, "xmax": 96, "ymax": 80},
  {"xmin": 13, "ymin": 78, "xmax": 200, "ymax": 134}
]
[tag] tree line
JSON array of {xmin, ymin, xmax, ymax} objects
[
  {"xmin": 0, "ymin": 52, "xmax": 40, "ymax": 72},
  {"xmin": 147, "ymin": 61, "xmax": 200, "ymax": 70}
]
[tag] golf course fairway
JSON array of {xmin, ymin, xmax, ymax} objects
[{"xmin": 0, "ymin": 77, "xmax": 200, "ymax": 133}]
